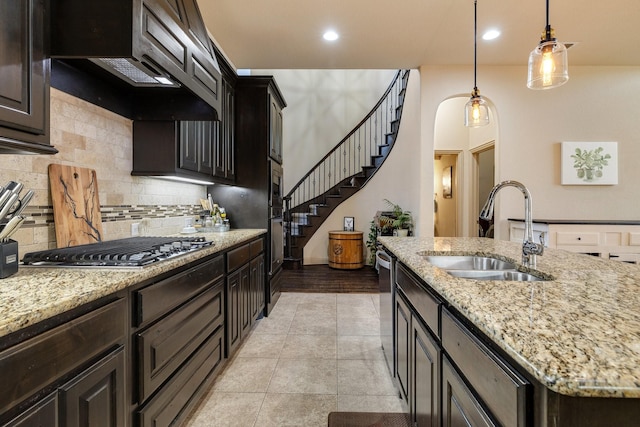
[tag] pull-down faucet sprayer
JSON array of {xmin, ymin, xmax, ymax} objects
[{"xmin": 479, "ymin": 180, "xmax": 544, "ymax": 267}]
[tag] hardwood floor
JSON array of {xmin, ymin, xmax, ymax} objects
[{"xmin": 281, "ymin": 264, "xmax": 379, "ymax": 293}]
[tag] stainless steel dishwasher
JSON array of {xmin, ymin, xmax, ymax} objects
[{"xmin": 377, "ymin": 249, "xmax": 395, "ymax": 377}]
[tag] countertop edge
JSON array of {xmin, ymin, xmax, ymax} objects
[{"xmin": 0, "ymin": 229, "xmax": 266, "ymax": 339}]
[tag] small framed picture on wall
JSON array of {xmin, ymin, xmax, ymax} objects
[{"xmin": 343, "ymin": 216, "xmax": 355, "ymax": 231}]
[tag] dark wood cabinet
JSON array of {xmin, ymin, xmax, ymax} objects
[
  {"xmin": 4, "ymin": 393, "xmax": 57, "ymax": 427},
  {"xmin": 133, "ymin": 120, "xmax": 218, "ymax": 183},
  {"xmin": 393, "ymin": 261, "xmax": 530, "ymax": 427},
  {"xmin": 59, "ymin": 347, "xmax": 126, "ymax": 427},
  {"xmin": 132, "ymin": 255, "xmax": 226, "ymax": 427},
  {"xmin": 395, "ymin": 291, "xmax": 411, "ymax": 407},
  {"xmin": 395, "ymin": 263, "xmax": 442, "ymax": 426},
  {"xmin": 0, "ymin": 297, "xmax": 126, "ymax": 426},
  {"xmin": 395, "ymin": 286, "xmax": 441, "ymax": 427},
  {"xmin": 213, "ymin": 78, "xmax": 236, "ymax": 182},
  {"xmin": 250, "ymin": 254, "xmax": 265, "ymax": 321},
  {"xmin": 180, "ymin": 121, "xmax": 214, "ymax": 175},
  {"xmin": 50, "ymin": 0, "xmax": 221, "ymax": 115},
  {"xmin": 0, "ymin": 0, "xmax": 56, "ymax": 154},
  {"xmin": 226, "ymin": 238, "xmax": 265, "ymax": 358},
  {"xmin": 442, "ymin": 356, "xmax": 497, "ymax": 427},
  {"xmin": 269, "ymin": 94, "xmax": 284, "ymax": 164},
  {"xmin": 413, "ymin": 317, "xmax": 440, "ymax": 427}
]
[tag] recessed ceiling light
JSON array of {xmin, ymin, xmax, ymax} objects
[
  {"xmin": 482, "ymin": 29, "xmax": 501, "ymax": 40},
  {"xmin": 323, "ymin": 30, "xmax": 339, "ymax": 41}
]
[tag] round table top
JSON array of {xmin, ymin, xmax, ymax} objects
[{"xmin": 329, "ymin": 230, "xmax": 362, "ymax": 235}]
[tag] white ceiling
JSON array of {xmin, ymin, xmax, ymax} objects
[{"xmin": 197, "ymin": 0, "xmax": 640, "ymax": 70}]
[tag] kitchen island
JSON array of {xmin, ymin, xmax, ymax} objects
[
  {"xmin": 0, "ymin": 229, "xmax": 266, "ymax": 426},
  {"xmin": 379, "ymin": 236, "xmax": 640, "ymax": 427}
]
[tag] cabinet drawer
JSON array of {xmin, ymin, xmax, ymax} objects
[
  {"xmin": 556, "ymin": 231, "xmax": 599, "ymax": 246},
  {"xmin": 138, "ymin": 325, "xmax": 225, "ymax": 427},
  {"xmin": 441, "ymin": 308, "xmax": 528, "ymax": 427},
  {"xmin": 250, "ymin": 238, "xmax": 264, "ymax": 257},
  {"xmin": 396, "ymin": 263, "xmax": 440, "ymax": 338},
  {"xmin": 629, "ymin": 233, "xmax": 640, "ymax": 246},
  {"xmin": 227, "ymin": 243, "xmax": 250, "ymax": 272},
  {"xmin": 134, "ymin": 255, "xmax": 223, "ymax": 326},
  {"xmin": 0, "ymin": 298, "xmax": 125, "ymax": 413},
  {"xmin": 136, "ymin": 282, "xmax": 224, "ymax": 402}
]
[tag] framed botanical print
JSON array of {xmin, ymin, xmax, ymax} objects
[{"xmin": 561, "ymin": 141, "xmax": 618, "ymax": 185}]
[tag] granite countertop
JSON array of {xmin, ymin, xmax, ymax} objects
[
  {"xmin": 378, "ymin": 236, "xmax": 640, "ymax": 399},
  {"xmin": 0, "ymin": 229, "xmax": 266, "ymax": 339}
]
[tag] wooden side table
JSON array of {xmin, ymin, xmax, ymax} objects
[{"xmin": 328, "ymin": 231, "xmax": 364, "ymax": 269}]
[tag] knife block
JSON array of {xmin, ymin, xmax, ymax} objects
[{"xmin": 0, "ymin": 240, "xmax": 18, "ymax": 278}]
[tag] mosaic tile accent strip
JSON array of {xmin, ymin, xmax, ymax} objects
[{"xmin": 19, "ymin": 205, "xmax": 203, "ymax": 228}]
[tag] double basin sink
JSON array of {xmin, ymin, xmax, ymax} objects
[{"xmin": 421, "ymin": 254, "xmax": 548, "ymax": 282}]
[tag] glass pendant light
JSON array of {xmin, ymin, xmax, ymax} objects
[
  {"xmin": 527, "ymin": 0, "xmax": 569, "ymax": 89},
  {"xmin": 465, "ymin": 0, "xmax": 489, "ymax": 127}
]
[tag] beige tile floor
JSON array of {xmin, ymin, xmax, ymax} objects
[{"xmin": 184, "ymin": 292, "xmax": 403, "ymax": 427}]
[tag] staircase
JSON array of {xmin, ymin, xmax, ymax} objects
[{"xmin": 283, "ymin": 70, "xmax": 410, "ymax": 268}]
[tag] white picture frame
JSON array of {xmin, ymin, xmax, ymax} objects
[{"xmin": 561, "ymin": 141, "xmax": 618, "ymax": 185}]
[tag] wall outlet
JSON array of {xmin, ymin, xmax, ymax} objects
[{"xmin": 131, "ymin": 222, "xmax": 140, "ymax": 236}]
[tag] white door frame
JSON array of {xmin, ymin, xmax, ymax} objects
[{"xmin": 469, "ymin": 141, "xmax": 495, "ymax": 236}]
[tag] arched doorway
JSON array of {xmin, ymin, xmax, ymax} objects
[{"xmin": 433, "ymin": 96, "xmax": 498, "ymax": 237}]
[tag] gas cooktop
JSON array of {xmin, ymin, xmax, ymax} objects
[{"xmin": 21, "ymin": 236, "xmax": 214, "ymax": 268}]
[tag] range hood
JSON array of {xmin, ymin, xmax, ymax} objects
[{"xmin": 50, "ymin": 0, "xmax": 221, "ymax": 119}]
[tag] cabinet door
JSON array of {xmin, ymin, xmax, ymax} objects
[
  {"xmin": 269, "ymin": 94, "xmax": 283, "ymax": 164},
  {"xmin": 5, "ymin": 393, "xmax": 58, "ymax": 427},
  {"xmin": 442, "ymin": 356, "xmax": 497, "ymax": 427},
  {"xmin": 214, "ymin": 79, "xmax": 235, "ymax": 181},
  {"xmin": 412, "ymin": 316, "xmax": 440, "ymax": 427},
  {"xmin": 198, "ymin": 121, "xmax": 214, "ymax": 174},
  {"xmin": 226, "ymin": 268, "xmax": 242, "ymax": 357},
  {"xmin": 179, "ymin": 121, "xmax": 199, "ymax": 172},
  {"xmin": 250, "ymin": 254, "xmax": 265, "ymax": 322},
  {"xmin": 0, "ymin": 0, "xmax": 51, "ymax": 149},
  {"xmin": 395, "ymin": 290, "xmax": 411, "ymax": 406},
  {"xmin": 240, "ymin": 264, "xmax": 251, "ymax": 337},
  {"xmin": 59, "ymin": 347, "xmax": 126, "ymax": 427}
]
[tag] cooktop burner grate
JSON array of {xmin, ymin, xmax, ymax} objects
[{"xmin": 21, "ymin": 236, "xmax": 214, "ymax": 267}]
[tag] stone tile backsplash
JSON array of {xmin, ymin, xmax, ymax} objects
[{"xmin": 0, "ymin": 88, "xmax": 207, "ymax": 257}]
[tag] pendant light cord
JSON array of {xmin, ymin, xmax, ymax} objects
[
  {"xmin": 544, "ymin": 0, "xmax": 552, "ymax": 41},
  {"xmin": 473, "ymin": 0, "xmax": 478, "ymax": 91}
]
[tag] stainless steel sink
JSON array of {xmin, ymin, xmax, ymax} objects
[
  {"xmin": 446, "ymin": 269, "xmax": 546, "ymax": 281},
  {"xmin": 421, "ymin": 255, "xmax": 516, "ymax": 271},
  {"xmin": 420, "ymin": 254, "xmax": 548, "ymax": 281}
]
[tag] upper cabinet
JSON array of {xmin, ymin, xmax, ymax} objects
[
  {"xmin": 50, "ymin": 0, "xmax": 221, "ymax": 118},
  {"xmin": 236, "ymin": 76, "xmax": 287, "ymax": 167},
  {"xmin": 0, "ymin": 0, "xmax": 57, "ymax": 154}
]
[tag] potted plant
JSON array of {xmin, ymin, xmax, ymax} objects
[{"xmin": 379, "ymin": 199, "xmax": 413, "ymax": 236}]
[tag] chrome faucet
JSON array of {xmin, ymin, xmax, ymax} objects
[{"xmin": 479, "ymin": 180, "xmax": 544, "ymax": 267}]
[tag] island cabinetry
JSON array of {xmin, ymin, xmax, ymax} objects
[
  {"xmin": 394, "ymin": 261, "xmax": 530, "ymax": 427},
  {"xmin": 0, "ymin": 0, "xmax": 56, "ymax": 154},
  {"xmin": 442, "ymin": 356, "xmax": 496, "ymax": 427},
  {"xmin": 442, "ymin": 308, "xmax": 529, "ymax": 427},
  {"xmin": 226, "ymin": 237, "xmax": 265, "ymax": 357},
  {"xmin": 132, "ymin": 255, "xmax": 226, "ymax": 427},
  {"xmin": 0, "ymin": 297, "xmax": 126, "ymax": 426},
  {"xmin": 395, "ymin": 263, "xmax": 441, "ymax": 427}
]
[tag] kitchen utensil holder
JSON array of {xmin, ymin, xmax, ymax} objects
[{"xmin": 0, "ymin": 240, "xmax": 18, "ymax": 278}]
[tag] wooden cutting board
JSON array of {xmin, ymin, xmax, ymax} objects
[{"xmin": 49, "ymin": 164, "xmax": 103, "ymax": 248}]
